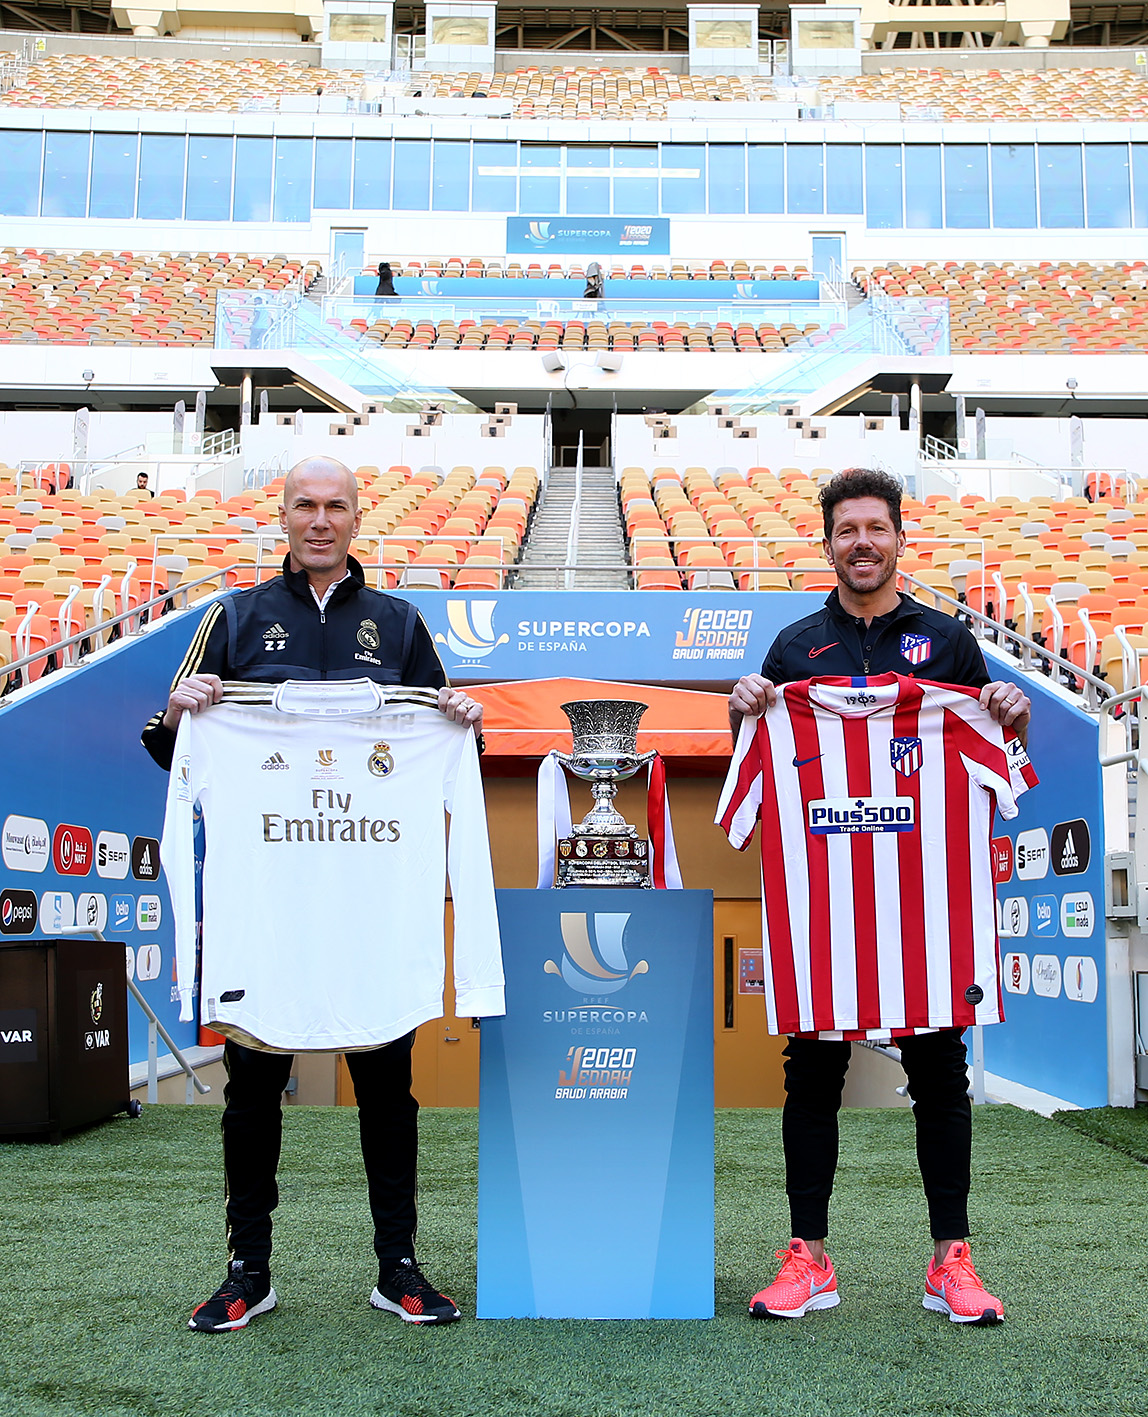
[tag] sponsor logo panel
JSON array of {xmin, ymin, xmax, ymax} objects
[
  {"xmin": 135, "ymin": 942, "xmax": 162, "ymax": 980},
  {"xmin": 1051, "ymin": 819, "xmax": 1091, "ymax": 875},
  {"xmin": 0, "ymin": 889, "xmax": 38, "ymax": 935},
  {"xmin": 1032, "ymin": 954, "xmax": 1063, "ymax": 999},
  {"xmin": 1003, "ymin": 951, "xmax": 1031, "ymax": 995},
  {"xmin": 1031, "ymin": 895, "xmax": 1059, "ymax": 938},
  {"xmin": 131, "ymin": 836, "xmax": 161, "ymax": 881},
  {"xmin": 52, "ymin": 823, "xmax": 93, "ymax": 876},
  {"xmin": 38, "ymin": 891, "xmax": 75, "ymax": 934},
  {"xmin": 137, "ymin": 895, "xmax": 161, "ymax": 931},
  {"xmin": 111, "ymin": 894, "xmax": 134, "ymax": 934},
  {"xmin": 991, "ymin": 836, "xmax": 1014, "ymax": 884},
  {"xmin": 999, "ymin": 897, "xmax": 1029, "ymax": 938},
  {"xmin": 1061, "ymin": 892, "xmax": 1094, "ymax": 938},
  {"xmin": 1063, "ymin": 956, "xmax": 1100, "ymax": 1003},
  {"xmin": 2, "ymin": 815, "xmax": 50, "ymax": 873},
  {"xmin": 76, "ymin": 892, "xmax": 108, "ymax": 932},
  {"xmin": 1015, "ymin": 828, "xmax": 1049, "ymax": 880},
  {"xmin": 95, "ymin": 831, "xmax": 130, "ymax": 879}
]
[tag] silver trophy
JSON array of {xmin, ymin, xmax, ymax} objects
[{"xmin": 555, "ymin": 699, "xmax": 656, "ymax": 887}]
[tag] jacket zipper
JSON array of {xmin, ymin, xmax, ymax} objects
[{"xmin": 319, "ymin": 605, "xmax": 328, "ymax": 678}]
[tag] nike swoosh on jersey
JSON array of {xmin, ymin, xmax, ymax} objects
[
  {"xmin": 807, "ymin": 642, "xmax": 840, "ymax": 658},
  {"xmin": 792, "ymin": 754, "xmax": 824, "ymax": 768}
]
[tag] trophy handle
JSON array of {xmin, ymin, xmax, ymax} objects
[{"xmin": 637, "ymin": 750, "xmax": 658, "ymax": 768}]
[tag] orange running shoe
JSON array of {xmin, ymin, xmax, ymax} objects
[
  {"xmin": 749, "ymin": 1239, "xmax": 840, "ymax": 1319},
  {"xmin": 923, "ymin": 1242, "xmax": 1004, "ymax": 1325}
]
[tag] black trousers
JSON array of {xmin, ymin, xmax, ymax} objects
[
  {"xmin": 782, "ymin": 1029, "xmax": 971, "ymax": 1242},
  {"xmin": 220, "ymin": 1033, "xmax": 419, "ymax": 1267}
]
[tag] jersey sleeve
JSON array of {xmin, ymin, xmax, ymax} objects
[
  {"xmin": 441, "ymin": 725, "xmax": 505, "ymax": 1017},
  {"xmin": 141, "ymin": 601, "xmax": 230, "ymax": 770},
  {"xmin": 716, "ymin": 714, "xmax": 764, "ymax": 850},
  {"xmin": 925, "ymin": 683, "xmax": 1037, "ymax": 820},
  {"xmin": 403, "ymin": 610, "xmax": 449, "ymax": 691},
  {"xmin": 160, "ymin": 713, "xmax": 209, "ymax": 1022}
]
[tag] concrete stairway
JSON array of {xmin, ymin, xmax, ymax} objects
[{"xmin": 515, "ymin": 467, "xmax": 630, "ymax": 590}]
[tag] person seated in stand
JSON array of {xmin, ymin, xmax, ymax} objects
[
  {"xmin": 136, "ymin": 472, "xmax": 154, "ymax": 499},
  {"xmin": 375, "ymin": 261, "xmax": 397, "ymax": 297}
]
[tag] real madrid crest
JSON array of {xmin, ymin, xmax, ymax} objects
[
  {"xmin": 368, "ymin": 741, "xmax": 394, "ymax": 777},
  {"xmin": 357, "ymin": 618, "xmax": 380, "ymax": 651}
]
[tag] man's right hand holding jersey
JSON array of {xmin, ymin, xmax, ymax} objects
[
  {"xmin": 729, "ymin": 673, "xmax": 778, "ymax": 742},
  {"xmin": 163, "ymin": 674, "xmax": 224, "ymax": 731}
]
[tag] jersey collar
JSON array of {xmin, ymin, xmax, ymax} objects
[
  {"xmin": 824, "ymin": 587, "xmax": 923, "ymax": 629},
  {"xmin": 281, "ymin": 553, "xmax": 367, "ymax": 605}
]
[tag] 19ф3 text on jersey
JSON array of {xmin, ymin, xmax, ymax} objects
[
  {"xmin": 716, "ymin": 674, "xmax": 1038, "ymax": 1040},
  {"xmin": 161, "ymin": 686, "xmax": 504, "ymax": 1052}
]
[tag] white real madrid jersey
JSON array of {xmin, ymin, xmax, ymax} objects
[{"xmin": 161, "ymin": 680, "xmax": 505, "ymax": 1051}]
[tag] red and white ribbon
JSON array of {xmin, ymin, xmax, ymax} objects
[{"xmin": 535, "ymin": 750, "xmax": 681, "ymax": 889}]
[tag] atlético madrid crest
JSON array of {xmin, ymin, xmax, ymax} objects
[
  {"xmin": 890, "ymin": 736, "xmax": 923, "ymax": 777},
  {"xmin": 900, "ymin": 632, "xmax": 932, "ymax": 665}
]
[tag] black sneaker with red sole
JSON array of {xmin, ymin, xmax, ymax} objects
[
  {"xmin": 188, "ymin": 1260, "xmax": 277, "ymax": 1332},
  {"xmin": 370, "ymin": 1258, "xmax": 461, "ymax": 1324}
]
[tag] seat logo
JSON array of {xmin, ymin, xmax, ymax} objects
[
  {"xmin": 544, "ymin": 913, "xmax": 649, "ymax": 995},
  {"xmin": 434, "ymin": 600, "xmax": 509, "ymax": 664}
]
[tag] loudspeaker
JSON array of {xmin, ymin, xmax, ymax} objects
[
  {"xmin": 803, "ymin": 425, "xmax": 827, "ymax": 440},
  {"xmin": 494, "ymin": 402, "xmax": 518, "ymax": 415}
]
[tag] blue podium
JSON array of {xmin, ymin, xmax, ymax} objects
[{"xmin": 477, "ymin": 888, "xmax": 714, "ymax": 1319}]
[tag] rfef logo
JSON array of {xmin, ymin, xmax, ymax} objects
[
  {"xmin": 0, "ymin": 889, "xmax": 37, "ymax": 935},
  {"xmin": 1, "ymin": 815, "xmax": 50, "ymax": 873},
  {"xmin": 95, "ymin": 831, "xmax": 130, "ymax": 879},
  {"xmin": 52, "ymin": 823, "xmax": 93, "ymax": 876},
  {"xmin": 991, "ymin": 837, "xmax": 1014, "ymax": 884},
  {"xmin": 544, "ymin": 913, "xmax": 648, "ymax": 995},
  {"xmin": 131, "ymin": 836, "xmax": 161, "ymax": 881},
  {"xmin": 1051, "ymin": 819, "xmax": 1090, "ymax": 875}
]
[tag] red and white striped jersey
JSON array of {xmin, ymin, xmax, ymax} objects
[{"xmin": 716, "ymin": 674, "xmax": 1038, "ymax": 1039}]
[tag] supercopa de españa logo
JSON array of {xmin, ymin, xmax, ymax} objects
[
  {"xmin": 434, "ymin": 600, "xmax": 510, "ymax": 666},
  {"xmin": 545, "ymin": 912, "xmax": 648, "ymax": 994}
]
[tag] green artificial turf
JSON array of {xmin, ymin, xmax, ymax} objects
[
  {"xmin": 0, "ymin": 1105, "xmax": 1144, "ymax": 1417},
  {"xmin": 1051, "ymin": 1104, "xmax": 1148, "ymax": 1166}
]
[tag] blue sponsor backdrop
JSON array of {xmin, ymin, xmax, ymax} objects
[
  {"xmin": 981, "ymin": 655, "xmax": 1107, "ymax": 1107},
  {"xmin": 507, "ymin": 218, "xmax": 671, "ymax": 255},
  {"xmin": 352, "ymin": 276, "xmax": 821, "ymax": 302},
  {"xmin": 403, "ymin": 589, "xmax": 810, "ymax": 683},
  {"xmin": 0, "ymin": 606, "xmax": 211, "ymax": 1067},
  {"xmin": 478, "ymin": 888, "xmax": 713, "ymax": 1318}
]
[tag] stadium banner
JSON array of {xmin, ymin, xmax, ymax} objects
[
  {"xmin": 982, "ymin": 657, "xmax": 1107, "ymax": 1108},
  {"xmin": 477, "ymin": 887, "xmax": 714, "ymax": 1318},
  {"xmin": 352, "ymin": 275, "xmax": 821, "ymax": 301},
  {"xmin": 506, "ymin": 218, "xmax": 672, "ymax": 255},
  {"xmin": 0, "ymin": 606, "xmax": 211, "ymax": 1069},
  {"xmin": 404, "ymin": 589, "xmax": 810, "ymax": 682}
]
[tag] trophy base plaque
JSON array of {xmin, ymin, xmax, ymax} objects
[{"xmin": 557, "ymin": 835, "xmax": 651, "ymax": 888}]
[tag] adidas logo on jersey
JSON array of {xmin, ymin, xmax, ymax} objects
[
  {"xmin": 263, "ymin": 623, "xmax": 288, "ymax": 651},
  {"xmin": 261, "ymin": 753, "xmax": 290, "ymax": 771}
]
